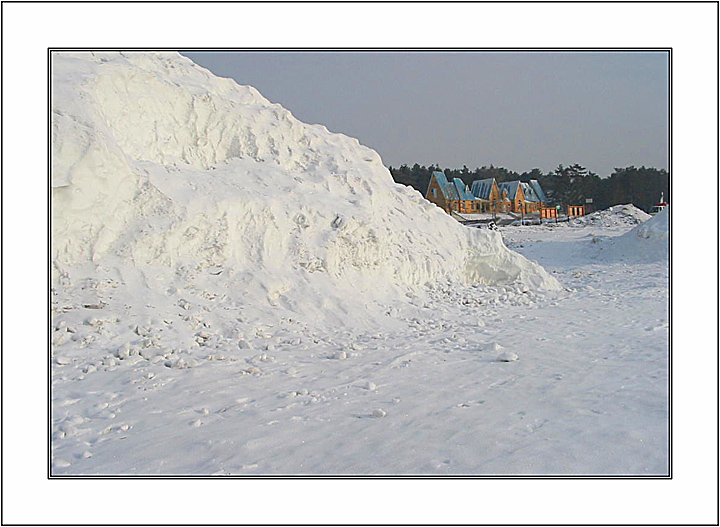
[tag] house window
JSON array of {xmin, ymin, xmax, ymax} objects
[{"xmin": 432, "ymin": 188, "xmax": 437, "ymax": 198}]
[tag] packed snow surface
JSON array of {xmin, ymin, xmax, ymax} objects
[{"xmin": 51, "ymin": 52, "xmax": 667, "ymax": 476}]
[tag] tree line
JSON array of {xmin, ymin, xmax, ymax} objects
[{"xmin": 388, "ymin": 163, "xmax": 670, "ymax": 213}]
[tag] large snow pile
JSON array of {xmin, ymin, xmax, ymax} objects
[
  {"xmin": 52, "ymin": 52, "xmax": 559, "ymax": 328},
  {"xmin": 570, "ymin": 204, "xmax": 651, "ymax": 229},
  {"xmin": 601, "ymin": 207, "xmax": 669, "ymax": 262}
]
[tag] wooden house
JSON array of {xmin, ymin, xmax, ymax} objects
[
  {"xmin": 470, "ymin": 178, "xmax": 507, "ymax": 213},
  {"xmin": 496, "ymin": 180, "xmax": 547, "ymax": 214},
  {"xmin": 426, "ymin": 172, "xmax": 550, "ymax": 219},
  {"xmin": 426, "ymin": 171, "xmax": 481, "ymax": 214}
]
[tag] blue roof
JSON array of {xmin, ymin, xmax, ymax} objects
[
  {"xmin": 528, "ymin": 179, "xmax": 548, "ymax": 202},
  {"xmin": 495, "ymin": 180, "xmax": 547, "ymax": 202},
  {"xmin": 517, "ymin": 181, "xmax": 547, "ymax": 203},
  {"xmin": 471, "ymin": 178, "xmax": 496, "ymax": 200},
  {"xmin": 429, "ymin": 171, "xmax": 461, "ymax": 201},
  {"xmin": 497, "ymin": 181, "xmax": 520, "ymax": 200},
  {"xmin": 433, "ymin": 171, "xmax": 450, "ymax": 189},
  {"xmin": 463, "ymin": 178, "xmax": 547, "ymax": 203},
  {"xmin": 519, "ymin": 182, "xmax": 536, "ymax": 203},
  {"xmin": 453, "ymin": 178, "xmax": 475, "ymax": 201}
]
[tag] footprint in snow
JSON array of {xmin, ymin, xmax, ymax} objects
[
  {"xmin": 355, "ymin": 409, "xmax": 387, "ymax": 419},
  {"xmin": 456, "ymin": 400, "xmax": 485, "ymax": 408},
  {"xmin": 53, "ymin": 459, "xmax": 71, "ymax": 469}
]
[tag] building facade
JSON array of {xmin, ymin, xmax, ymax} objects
[
  {"xmin": 426, "ymin": 171, "xmax": 481, "ymax": 214},
  {"xmin": 426, "ymin": 173, "xmax": 551, "ymax": 218}
]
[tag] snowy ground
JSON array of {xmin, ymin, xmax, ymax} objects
[{"xmin": 51, "ymin": 216, "xmax": 669, "ymax": 476}]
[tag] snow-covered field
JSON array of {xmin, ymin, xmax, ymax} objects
[
  {"xmin": 50, "ymin": 52, "xmax": 669, "ymax": 476},
  {"xmin": 51, "ymin": 208, "xmax": 669, "ymax": 475}
]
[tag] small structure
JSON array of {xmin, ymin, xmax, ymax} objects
[
  {"xmin": 540, "ymin": 206, "xmax": 558, "ymax": 220},
  {"xmin": 567, "ymin": 205, "xmax": 586, "ymax": 217},
  {"xmin": 650, "ymin": 193, "xmax": 668, "ymax": 215}
]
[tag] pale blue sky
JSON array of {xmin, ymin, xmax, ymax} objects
[{"xmin": 182, "ymin": 51, "xmax": 669, "ymax": 177}]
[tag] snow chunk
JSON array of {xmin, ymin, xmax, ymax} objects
[{"xmin": 497, "ymin": 351, "xmax": 519, "ymax": 362}]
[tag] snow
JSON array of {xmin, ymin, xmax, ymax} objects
[
  {"xmin": 52, "ymin": 51, "xmax": 559, "ymax": 330},
  {"xmin": 576, "ymin": 206, "xmax": 669, "ymax": 263},
  {"xmin": 51, "ymin": 52, "xmax": 668, "ymax": 476},
  {"xmin": 570, "ymin": 204, "xmax": 652, "ymax": 229},
  {"xmin": 497, "ymin": 351, "xmax": 519, "ymax": 362}
]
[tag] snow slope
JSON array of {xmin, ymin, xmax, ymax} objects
[
  {"xmin": 602, "ymin": 206, "xmax": 669, "ymax": 262},
  {"xmin": 622, "ymin": 206, "xmax": 669, "ymax": 245},
  {"xmin": 52, "ymin": 51, "xmax": 559, "ymax": 333}
]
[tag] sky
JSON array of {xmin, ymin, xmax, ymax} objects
[{"xmin": 181, "ymin": 51, "xmax": 669, "ymax": 178}]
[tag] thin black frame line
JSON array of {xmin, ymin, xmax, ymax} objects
[
  {"xmin": 0, "ymin": 0, "xmax": 4, "ymax": 525},
  {"xmin": 715, "ymin": 3, "xmax": 720, "ymax": 525},
  {"xmin": 0, "ymin": 524, "xmax": 709, "ymax": 527},
  {"xmin": 668, "ymin": 46, "xmax": 673, "ymax": 480},
  {"xmin": 2, "ymin": 524, "xmax": 711, "ymax": 527},
  {"xmin": 47, "ymin": 46, "xmax": 53, "ymax": 482},
  {"xmin": 46, "ymin": 47, "xmax": 673, "ymax": 482},
  {"xmin": 49, "ymin": 470, "xmax": 670, "ymax": 478},
  {"xmin": 8, "ymin": 0, "xmax": 720, "ymax": 3},
  {"xmin": 49, "ymin": 475, "xmax": 666, "ymax": 479},
  {"xmin": 51, "ymin": 47, "xmax": 673, "ymax": 51}
]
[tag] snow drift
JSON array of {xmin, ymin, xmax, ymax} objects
[
  {"xmin": 600, "ymin": 207, "xmax": 669, "ymax": 262},
  {"xmin": 570, "ymin": 204, "xmax": 651, "ymax": 229},
  {"xmin": 52, "ymin": 52, "xmax": 559, "ymax": 327}
]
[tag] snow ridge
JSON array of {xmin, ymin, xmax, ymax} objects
[{"xmin": 570, "ymin": 204, "xmax": 651, "ymax": 229}]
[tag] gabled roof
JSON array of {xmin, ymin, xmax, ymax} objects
[
  {"xmin": 453, "ymin": 178, "xmax": 475, "ymax": 201},
  {"xmin": 432, "ymin": 172, "xmax": 546, "ymax": 204},
  {"xmin": 433, "ymin": 170, "xmax": 450, "ymax": 189},
  {"xmin": 495, "ymin": 180, "xmax": 548, "ymax": 203},
  {"xmin": 519, "ymin": 182, "xmax": 538, "ymax": 203},
  {"xmin": 429, "ymin": 171, "xmax": 461, "ymax": 201},
  {"xmin": 497, "ymin": 181, "xmax": 521, "ymax": 200},
  {"xmin": 470, "ymin": 178, "xmax": 496, "ymax": 200},
  {"xmin": 528, "ymin": 179, "xmax": 547, "ymax": 202}
]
